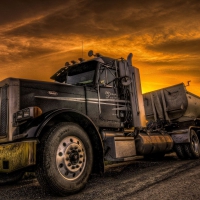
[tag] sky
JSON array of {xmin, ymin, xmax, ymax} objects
[{"xmin": 0, "ymin": 0, "xmax": 200, "ymax": 95}]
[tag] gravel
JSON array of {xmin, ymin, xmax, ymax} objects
[{"xmin": 1, "ymin": 154, "xmax": 200, "ymax": 200}]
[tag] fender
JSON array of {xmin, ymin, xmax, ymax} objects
[
  {"xmin": 23, "ymin": 108, "xmax": 104, "ymax": 174},
  {"xmin": 170, "ymin": 126, "xmax": 200, "ymax": 143}
]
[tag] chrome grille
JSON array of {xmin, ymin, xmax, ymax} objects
[{"xmin": 0, "ymin": 85, "xmax": 8, "ymax": 137}]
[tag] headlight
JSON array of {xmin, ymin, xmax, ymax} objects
[
  {"xmin": 14, "ymin": 107, "xmax": 42, "ymax": 124},
  {"xmin": 16, "ymin": 110, "xmax": 23, "ymax": 120},
  {"xmin": 23, "ymin": 108, "xmax": 30, "ymax": 118}
]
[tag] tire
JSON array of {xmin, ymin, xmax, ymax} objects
[
  {"xmin": 184, "ymin": 144, "xmax": 193, "ymax": 158},
  {"xmin": 36, "ymin": 122, "xmax": 93, "ymax": 196},
  {"xmin": 0, "ymin": 170, "xmax": 24, "ymax": 185},
  {"xmin": 184, "ymin": 130, "xmax": 200, "ymax": 159},
  {"xmin": 174, "ymin": 144, "xmax": 187, "ymax": 159}
]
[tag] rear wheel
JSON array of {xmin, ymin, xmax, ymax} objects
[
  {"xmin": 0, "ymin": 170, "xmax": 24, "ymax": 185},
  {"xmin": 184, "ymin": 130, "xmax": 200, "ymax": 159},
  {"xmin": 174, "ymin": 144, "xmax": 187, "ymax": 159},
  {"xmin": 36, "ymin": 122, "xmax": 93, "ymax": 196}
]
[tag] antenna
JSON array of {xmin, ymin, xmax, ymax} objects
[{"xmin": 82, "ymin": 41, "xmax": 83, "ymax": 58}]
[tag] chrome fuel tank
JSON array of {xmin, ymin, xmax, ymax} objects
[{"xmin": 135, "ymin": 132, "xmax": 173, "ymax": 155}]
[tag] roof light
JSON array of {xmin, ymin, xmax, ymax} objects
[
  {"xmin": 78, "ymin": 58, "xmax": 85, "ymax": 63},
  {"xmin": 71, "ymin": 60, "xmax": 77, "ymax": 64}
]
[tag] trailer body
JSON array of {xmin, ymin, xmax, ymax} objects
[
  {"xmin": 143, "ymin": 83, "xmax": 200, "ymax": 161},
  {"xmin": 143, "ymin": 83, "xmax": 200, "ymax": 123}
]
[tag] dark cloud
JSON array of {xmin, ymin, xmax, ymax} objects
[
  {"xmin": 4, "ymin": 0, "xmax": 200, "ymax": 38},
  {"xmin": 157, "ymin": 68, "xmax": 200, "ymax": 77},
  {"xmin": 146, "ymin": 39, "xmax": 200, "ymax": 55},
  {"xmin": 140, "ymin": 57, "xmax": 200, "ymax": 67},
  {"xmin": 0, "ymin": 0, "xmax": 70, "ymax": 26},
  {"xmin": 0, "ymin": 46, "xmax": 57, "ymax": 64},
  {"xmin": 1, "ymin": 0, "xmax": 200, "ymax": 94}
]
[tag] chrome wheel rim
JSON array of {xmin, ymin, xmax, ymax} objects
[
  {"xmin": 56, "ymin": 136, "xmax": 86, "ymax": 180},
  {"xmin": 191, "ymin": 130, "xmax": 199, "ymax": 153}
]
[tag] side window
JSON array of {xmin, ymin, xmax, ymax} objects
[
  {"xmin": 66, "ymin": 60, "xmax": 98, "ymax": 85},
  {"xmin": 107, "ymin": 68, "xmax": 116, "ymax": 86},
  {"xmin": 99, "ymin": 67, "xmax": 116, "ymax": 87}
]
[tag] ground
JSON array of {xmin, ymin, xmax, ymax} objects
[{"xmin": 0, "ymin": 154, "xmax": 200, "ymax": 200}]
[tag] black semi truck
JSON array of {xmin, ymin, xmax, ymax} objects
[{"xmin": 0, "ymin": 51, "xmax": 199, "ymax": 196}]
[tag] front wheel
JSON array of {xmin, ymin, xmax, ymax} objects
[{"xmin": 36, "ymin": 122, "xmax": 93, "ymax": 196}]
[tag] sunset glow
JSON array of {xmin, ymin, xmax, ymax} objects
[{"xmin": 1, "ymin": 0, "xmax": 200, "ymax": 95}]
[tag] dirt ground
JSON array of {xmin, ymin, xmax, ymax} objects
[{"xmin": 1, "ymin": 154, "xmax": 200, "ymax": 200}]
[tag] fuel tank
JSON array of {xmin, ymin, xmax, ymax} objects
[
  {"xmin": 135, "ymin": 132, "xmax": 173, "ymax": 155},
  {"xmin": 143, "ymin": 83, "xmax": 200, "ymax": 122}
]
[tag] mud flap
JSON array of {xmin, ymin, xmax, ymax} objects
[{"xmin": 170, "ymin": 130, "xmax": 190, "ymax": 143}]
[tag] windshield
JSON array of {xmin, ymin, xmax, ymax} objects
[
  {"xmin": 66, "ymin": 60, "xmax": 97, "ymax": 85},
  {"xmin": 67, "ymin": 70, "xmax": 95, "ymax": 85}
]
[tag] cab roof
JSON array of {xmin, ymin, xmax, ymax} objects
[{"xmin": 50, "ymin": 56, "xmax": 115, "ymax": 83}]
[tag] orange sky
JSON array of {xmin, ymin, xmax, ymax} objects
[{"xmin": 0, "ymin": 0, "xmax": 200, "ymax": 95}]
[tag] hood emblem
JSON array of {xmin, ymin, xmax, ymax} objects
[{"xmin": 48, "ymin": 91, "xmax": 58, "ymax": 96}]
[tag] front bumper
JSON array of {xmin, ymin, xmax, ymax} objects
[{"xmin": 0, "ymin": 140, "xmax": 37, "ymax": 173}]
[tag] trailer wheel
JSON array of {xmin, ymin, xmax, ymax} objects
[
  {"xmin": 174, "ymin": 144, "xmax": 187, "ymax": 159},
  {"xmin": 184, "ymin": 130, "xmax": 200, "ymax": 159},
  {"xmin": 0, "ymin": 170, "xmax": 24, "ymax": 185},
  {"xmin": 36, "ymin": 122, "xmax": 93, "ymax": 196}
]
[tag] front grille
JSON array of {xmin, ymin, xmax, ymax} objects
[{"xmin": 0, "ymin": 85, "xmax": 8, "ymax": 137}]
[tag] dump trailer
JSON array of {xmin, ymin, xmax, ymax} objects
[
  {"xmin": 0, "ymin": 51, "xmax": 199, "ymax": 196},
  {"xmin": 143, "ymin": 83, "xmax": 200, "ymax": 159}
]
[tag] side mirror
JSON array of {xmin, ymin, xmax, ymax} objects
[
  {"xmin": 94, "ymin": 63, "xmax": 107, "ymax": 87},
  {"xmin": 88, "ymin": 50, "xmax": 94, "ymax": 57}
]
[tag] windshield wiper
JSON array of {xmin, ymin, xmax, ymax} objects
[{"xmin": 76, "ymin": 82, "xmax": 86, "ymax": 86}]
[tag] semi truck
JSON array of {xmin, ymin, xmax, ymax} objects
[{"xmin": 0, "ymin": 50, "xmax": 199, "ymax": 196}]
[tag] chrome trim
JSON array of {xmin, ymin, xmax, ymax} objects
[{"xmin": 34, "ymin": 96, "xmax": 129, "ymax": 103}]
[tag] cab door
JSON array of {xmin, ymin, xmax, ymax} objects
[{"xmin": 98, "ymin": 65, "xmax": 121, "ymax": 127}]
